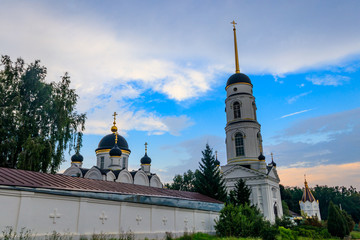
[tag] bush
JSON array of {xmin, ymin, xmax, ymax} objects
[
  {"xmin": 351, "ymin": 231, "xmax": 360, "ymax": 239},
  {"xmin": 276, "ymin": 216, "xmax": 294, "ymax": 229},
  {"xmin": 278, "ymin": 227, "xmax": 297, "ymax": 240},
  {"xmin": 215, "ymin": 204, "xmax": 275, "ymax": 239}
]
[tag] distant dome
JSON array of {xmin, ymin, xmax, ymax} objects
[
  {"xmin": 96, "ymin": 134, "xmax": 130, "ymax": 152},
  {"xmin": 109, "ymin": 144, "xmax": 122, "ymax": 157},
  {"xmin": 140, "ymin": 153, "xmax": 151, "ymax": 164},
  {"xmin": 214, "ymin": 159, "xmax": 220, "ymax": 166},
  {"xmin": 226, "ymin": 73, "xmax": 252, "ymax": 88},
  {"xmin": 71, "ymin": 153, "xmax": 83, "ymax": 162}
]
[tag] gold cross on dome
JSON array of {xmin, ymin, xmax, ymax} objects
[
  {"xmin": 231, "ymin": 20, "xmax": 237, "ymax": 29},
  {"xmin": 112, "ymin": 112, "xmax": 117, "ymax": 124},
  {"xmin": 145, "ymin": 142, "xmax": 148, "ymax": 153}
]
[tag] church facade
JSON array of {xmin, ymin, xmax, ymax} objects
[
  {"xmin": 64, "ymin": 115, "xmax": 163, "ymax": 188},
  {"xmin": 221, "ymin": 22, "xmax": 283, "ymax": 222}
]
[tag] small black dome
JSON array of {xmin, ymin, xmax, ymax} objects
[
  {"xmin": 96, "ymin": 134, "xmax": 130, "ymax": 152},
  {"xmin": 71, "ymin": 153, "xmax": 83, "ymax": 162},
  {"xmin": 271, "ymin": 160, "xmax": 277, "ymax": 167},
  {"xmin": 140, "ymin": 153, "xmax": 151, "ymax": 164},
  {"xmin": 258, "ymin": 153, "xmax": 265, "ymax": 160},
  {"xmin": 226, "ymin": 73, "xmax": 252, "ymax": 88},
  {"xmin": 214, "ymin": 159, "xmax": 220, "ymax": 166},
  {"xmin": 109, "ymin": 144, "xmax": 122, "ymax": 157}
]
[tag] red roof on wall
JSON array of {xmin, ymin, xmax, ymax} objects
[{"xmin": 0, "ymin": 167, "xmax": 222, "ymax": 204}]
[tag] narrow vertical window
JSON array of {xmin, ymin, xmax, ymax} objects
[
  {"xmin": 235, "ymin": 133, "xmax": 245, "ymax": 156},
  {"xmin": 233, "ymin": 102, "xmax": 241, "ymax": 119},
  {"xmin": 257, "ymin": 132, "xmax": 262, "ymax": 152},
  {"xmin": 122, "ymin": 157, "xmax": 126, "ymax": 169},
  {"xmin": 252, "ymin": 102, "xmax": 257, "ymax": 120},
  {"xmin": 100, "ymin": 157, "xmax": 104, "ymax": 169}
]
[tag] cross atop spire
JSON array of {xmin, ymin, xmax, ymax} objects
[
  {"xmin": 145, "ymin": 142, "xmax": 148, "ymax": 154},
  {"xmin": 271, "ymin": 152, "xmax": 274, "ymax": 161},
  {"xmin": 215, "ymin": 150, "xmax": 218, "ymax": 160},
  {"xmin": 111, "ymin": 112, "xmax": 118, "ymax": 133},
  {"xmin": 231, "ymin": 20, "xmax": 237, "ymax": 29},
  {"xmin": 231, "ymin": 20, "xmax": 240, "ymax": 73}
]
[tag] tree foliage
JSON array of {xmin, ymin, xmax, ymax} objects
[
  {"xmin": 327, "ymin": 201, "xmax": 349, "ymax": 238},
  {"xmin": 215, "ymin": 204, "xmax": 277, "ymax": 239},
  {"xmin": 194, "ymin": 144, "xmax": 227, "ymax": 202},
  {"xmin": 228, "ymin": 178, "xmax": 251, "ymax": 206},
  {"xmin": 165, "ymin": 169, "xmax": 196, "ymax": 192},
  {"xmin": 0, "ymin": 55, "xmax": 86, "ymax": 173}
]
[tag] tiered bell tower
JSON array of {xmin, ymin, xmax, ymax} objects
[{"xmin": 225, "ymin": 21, "xmax": 266, "ymax": 172}]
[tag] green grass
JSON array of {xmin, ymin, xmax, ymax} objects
[{"xmin": 351, "ymin": 231, "xmax": 360, "ymax": 239}]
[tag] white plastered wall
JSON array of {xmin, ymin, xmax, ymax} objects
[{"xmin": 0, "ymin": 188, "xmax": 220, "ymax": 239}]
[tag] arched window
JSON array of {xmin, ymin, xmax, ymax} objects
[
  {"xmin": 235, "ymin": 133, "xmax": 245, "ymax": 156},
  {"xmin": 100, "ymin": 157, "xmax": 104, "ymax": 169},
  {"xmin": 252, "ymin": 102, "xmax": 257, "ymax": 120},
  {"xmin": 274, "ymin": 202, "xmax": 279, "ymax": 218},
  {"xmin": 233, "ymin": 102, "xmax": 241, "ymax": 119}
]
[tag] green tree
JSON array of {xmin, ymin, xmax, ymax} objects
[
  {"xmin": 228, "ymin": 178, "xmax": 251, "ymax": 206},
  {"xmin": 194, "ymin": 144, "xmax": 227, "ymax": 202},
  {"xmin": 0, "ymin": 55, "xmax": 86, "ymax": 173},
  {"xmin": 215, "ymin": 204, "xmax": 277, "ymax": 239},
  {"xmin": 165, "ymin": 169, "xmax": 196, "ymax": 192},
  {"xmin": 327, "ymin": 201, "xmax": 349, "ymax": 238}
]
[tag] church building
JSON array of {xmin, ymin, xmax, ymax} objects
[
  {"xmin": 299, "ymin": 178, "xmax": 321, "ymax": 220},
  {"xmin": 63, "ymin": 113, "xmax": 163, "ymax": 188},
  {"xmin": 221, "ymin": 21, "xmax": 283, "ymax": 222}
]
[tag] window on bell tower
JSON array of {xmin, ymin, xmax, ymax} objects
[
  {"xmin": 233, "ymin": 102, "xmax": 241, "ymax": 119},
  {"xmin": 235, "ymin": 133, "xmax": 245, "ymax": 156},
  {"xmin": 252, "ymin": 102, "xmax": 257, "ymax": 120},
  {"xmin": 100, "ymin": 157, "xmax": 104, "ymax": 169}
]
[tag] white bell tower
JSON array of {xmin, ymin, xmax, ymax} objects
[{"xmin": 224, "ymin": 21, "xmax": 266, "ymax": 172}]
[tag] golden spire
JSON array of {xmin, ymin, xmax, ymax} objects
[
  {"xmin": 115, "ymin": 132, "xmax": 118, "ymax": 144},
  {"xmin": 145, "ymin": 142, "xmax": 148, "ymax": 154},
  {"xmin": 111, "ymin": 112, "xmax": 118, "ymax": 133},
  {"xmin": 231, "ymin": 20, "xmax": 240, "ymax": 73},
  {"xmin": 215, "ymin": 150, "xmax": 218, "ymax": 160}
]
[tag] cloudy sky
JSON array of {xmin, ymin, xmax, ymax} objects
[{"xmin": 1, "ymin": 0, "xmax": 360, "ymax": 189}]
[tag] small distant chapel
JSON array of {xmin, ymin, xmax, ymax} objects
[
  {"xmin": 221, "ymin": 21, "xmax": 283, "ymax": 222},
  {"xmin": 299, "ymin": 178, "xmax": 321, "ymax": 220}
]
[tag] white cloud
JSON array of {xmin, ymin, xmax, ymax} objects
[
  {"xmin": 280, "ymin": 109, "xmax": 313, "ymax": 118},
  {"xmin": 306, "ymin": 75, "xmax": 350, "ymax": 86},
  {"xmin": 287, "ymin": 91, "xmax": 312, "ymax": 104}
]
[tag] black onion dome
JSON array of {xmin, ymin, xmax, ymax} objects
[
  {"xmin": 71, "ymin": 153, "xmax": 84, "ymax": 162},
  {"xmin": 140, "ymin": 153, "xmax": 151, "ymax": 164},
  {"xmin": 96, "ymin": 134, "xmax": 131, "ymax": 152},
  {"xmin": 271, "ymin": 160, "xmax": 277, "ymax": 167},
  {"xmin": 226, "ymin": 73, "xmax": 252, "ymax": 88},
  {"xmin": 214, "ymin": 159, "xmax": 220, "ymax": 166},
  {"xmin": 109, "ymin": 144, "xmax": 122, "ymax": 157},
  {"xmin": 258, "ymin": 153, "xmax": 265, "ymax": 160}
]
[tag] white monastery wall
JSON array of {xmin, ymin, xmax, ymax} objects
[{"xmin": 0, "ymin": 188, "xmax": 220, "ymax": 239}]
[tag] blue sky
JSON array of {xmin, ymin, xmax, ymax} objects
[{"xmin": 1, "ymin": 0, "xmax": 360, "ymax": 188}]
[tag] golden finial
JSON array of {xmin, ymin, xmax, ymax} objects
[
  {"xmin": 215, "ymin": 150, "xmax": 218, "ymax": 160},
  {"xmin": 231, "ymin": 20, "xmax": 240, "ymax": 73},
  {"xmin": 111, "ymin": 112, "xmax": 118, "ymax": 133},
  {"xmin": 145, "ymin": 142, "xmax": 148, "ymax": 154},
  {"xmin": 271, "ymin": 152, "xmax": 274, "ymax": 161},
  {"xmin": 115, "ymin": 132, "xmax": 118, "ymax": 144}
]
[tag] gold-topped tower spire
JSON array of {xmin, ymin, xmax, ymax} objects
[
  {"xmin": 145, "ymin": 142, "xmax": 148, "ymax": 154},
  {"xmin": 231, "ymin": 20, "xmax": 240, "ymax": 73}
]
